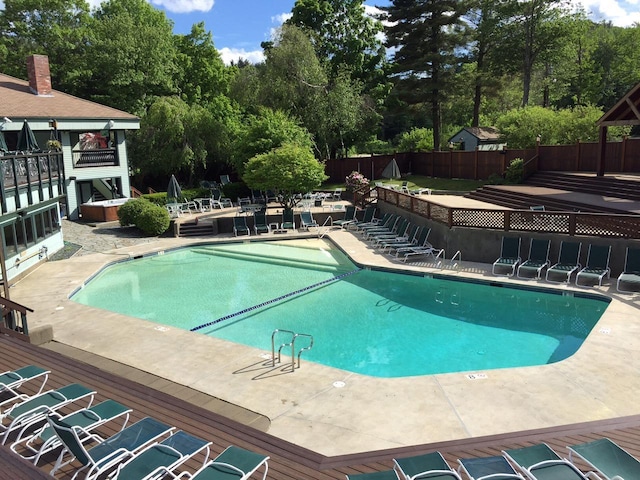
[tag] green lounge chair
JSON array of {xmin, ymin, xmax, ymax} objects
[
  {"xmin": 347, "ymin": 471, "xmax": 399, "ymax": 479},
  {"xmin": 300, "ymin": 211, "xmax": 318, "ymax": 230},
  {"xmin": 282, "ymin": 208, "xmax": 296, "ymax": 230},
  {"xmin": 617, "ymin": 246, "xmax": 640, "ymax": 293},
  {"xmin": 371, "ymin": 218, "xmax": 410, "ymax": 246},
  {"xmin": 49, "ymin": 415, "xmax": 174, "ymax": 480},
  {"xmin": 348, "ymin": 206, "xmax": 376, "ymax": 231},
  {"xmin": 10, "ymin": 399, "xmax": 131, "ymax": 466},
  {"xmin": 363, "ymin": 215, "xmax": 399, "ymax": 239},
  {"xmin": 1, "ymin": 383, "xmax": 95, "ymax": 445},
  {"xmin": 355, "ymin": 211, "xmax": 388, "ymax": 232},
  {"xmin": 517, "ymin": 238, "xmax": 551, "ymax": 279},
  {"xmin": 458, "ymin": 455, "xmax": 524, "ymax": 480},
  {"xmin": 492, "ymin": 236, "xmax": 521, "ymax": 276},
  {"xmin": 378, "ymin": 223, "xmax": 419, "ymax": 252},
  {"xmin": 568, "ymin": 437, "xmax": 640, "ymax": 480},
  {"xmin": 546, "ymin": 241, "xmax": 582, "ymax": 284},
  {"xmin": 333, "ymin": 205, "xmax": 357, "ymax": 229},
  {"xmin": 575, "ymin": 244, "xmax": 611, "ymax": 287},
  {"xmin": 503, "ymin": 443, "xmax": 587, "ymax": 480},
  {"xmin": 111, "ymin": 430, "xmax": 211, "ymax": 480},
  {"xmin": 394, "ymin": 451, "xmax": 462, "ymax": 480},
  {"xmin": 253, "ymin": 211, "xmax": 270, "ymax": 235},
  {"xmin": 0, "ymin": 365, "xmax": 49, "ymax": 403},
  {"xmin": 393, "ymin": 227, "xmax": 431, "ymax": 257},
  {"xmin": 177, "ymin": 444, "xmax": 270, "ymax": 480},
  {"xmin": 233, "ymin": 216, "xmax": 250, "ymax": 236}
]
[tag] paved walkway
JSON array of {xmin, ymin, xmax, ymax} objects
[{"xmin": 11, "ymin": 215, "xmax": 640, "ymax": 456}]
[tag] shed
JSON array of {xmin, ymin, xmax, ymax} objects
[{"xmin": 448, "ymin": 127, "xmax": 505, "ymax": 151}]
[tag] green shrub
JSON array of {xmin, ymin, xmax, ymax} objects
[
  {"xmin": 222, "ymin": 182, "xmax": 251, "ymax": 201},
  {"xmin": 504, "ymin": 158, "xmax": 524, "ymax": 184},
  {"xmin": 118, "ymin": 198, "xmax": 150, "ymax": 226},
  {"xmin": 136, "ymin": 203, "xmax": 171, "ymax": 236}
]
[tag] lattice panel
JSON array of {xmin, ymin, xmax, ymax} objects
[
  {"xmin": 452, "ymin": 210, "xmax": 505, "ymax": 229},
  {"xmin": 576, "ymin": 215, "xmax": 640, "ymax": 238},
  {"xmin": 509, "ymin": 212, "xmax": 569, "ymax": 233}
]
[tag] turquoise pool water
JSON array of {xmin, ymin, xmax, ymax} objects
[{"xmin": 71, "ymin": 241, "xmax": 609, "ymax": 377}]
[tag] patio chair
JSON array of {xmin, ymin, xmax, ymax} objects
[
  {"xmin": 1, "ymin": 383, "xmax": 95, "ymax": 445},
  {"xmin": 332, "ymin": 188, "xmax": 343, "ymax": 200},
  {"xmin": 546, "ymin": 241, "xmax": 582, "ymax": 284},
  {"xmin": 502, "ymin": 443, "xmax": 588, "ymax": 480},
  {"xmin": 362, "ymin": 214, "xmax": 399, "ymax": 239},
  {"xmin": 220, "ymin": 174, "xmax": 231, "ymax": 185},
  {"xmin": 348, "ymin": 206, "xmax": 376, "ymax": 231},
  {"xmin": 253, "ymin": 211, "xmax": 270, "ymax": 235},
  {"xmin": 10, "ymin": 399, "xmax": 131, "ymax": 466},
  {"xmin": 492, "ymin": 237, "xmax": 522, "ymax": 276},
  {"xmin": 393, "ymin": 451, "xmax": 462, "ymax": 480},
  {"xmin": 516, "ymin": 238, "xmax": 551, "ymax": 279},
  {"xmin": 251, "ymin": 190, "xmax": 265, "ymax": 204},
  {"xmin": 458, "ymin": 455, "xmax": 524, "ymax": 480},
  {"xmin": 0, "ymin": 365, "xmax": 49, "ymax": 402},
  {"xmin": 212, "ymin": 188, "xmax": 233, "ymax": 208},
  {"xmin": 378, "ymin": 223, "xmax": 420, "ymax": 253},
  {"xmin": 568, "ymin": 437, "xmax": 640, "ymax": 480},
  {"xmin": 372, "ymin": 219, "xmax": 412, "ymax": 248},
  {"xmin": 300, "ymin": 211, "xmax": 319, "ymax": 231},
  {"xmin": 282, "ymin": 208, "xmax": 296, "ymax": 230},
  {"xmin": 176, "ymin": 444, "xmax": 269, "ymax": 480},
  {"xmin": 111, "ymin": 430, "xmax": 211, "ymax": 480},
  {"xmin": 401, "ymin": 242, "xmax": 443, "ymax": 263},
  {"xmin": 393, "ymin": 227, "xmax": 431, "ymax": 257},
  {"xmin": 265, "ymin": 190, "xmax": 278, "ymax": 203},
  {"xmin": 333, "ymin": 205, "xmax": 357, "ymax": 229},
  {"xmin": 233, "ymin": 216, "xmax": 250, "ymax": 236},
  {"xmin": 48, "ymin": 415, "xmax": 174, "ymax": 480},
  {"xmin": 346, "ymin": 471, "xmax": 399, "ymax": 480},
  {"xmin": 356, "ymin": 212, "xmax": 390, "ymax": 233},
  {"xmin": 575, "ymin": 244, "xmax": 611, "ymax": 287},
  {"xmin": 617, "ymin": 246, "xmax": 640, "ymax": 293}
]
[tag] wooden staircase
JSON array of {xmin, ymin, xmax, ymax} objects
[
  {"xmin": 465, "ymin": 172, "xmax": 640, "ymax": 214},
  {"xmin": 175, "ymin": 218, "xmax": 217, "ymax": 237}
]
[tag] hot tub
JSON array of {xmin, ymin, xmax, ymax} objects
[{"xmin": 80, "ymin": 198, "xmax": 130, "ymax": 222}]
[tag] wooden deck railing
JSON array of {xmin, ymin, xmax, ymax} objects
[
  {"xmin": 377, "ymin": 187, "xmax": 640, "ymax": 239},
  {"xmin": 0, "ymin": 296, "xmax": 33, "ymax": 338}
]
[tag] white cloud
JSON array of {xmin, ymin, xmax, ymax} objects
[
  {"xmin": 151, "ymin": 0, "xmax": 214, "ymax": 14},
  {"xmin": 218, "ymin": 47, "xmax": 264, "ymax": 65},
  {"xmin": 272, "ymin": 12, "xmax": 292, "ymax": 25},
  {"xmin": 570, "ymin": 0, "xmax": 640, "ymax": 26}
]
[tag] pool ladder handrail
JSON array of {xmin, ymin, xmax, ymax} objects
[
  {"xmin": 271, "ymin": 329, "xmax": 314, "ymax": 371},
  {"xmin": 318, "ymin": 216, "xmax": 333, "ymax": 239}
]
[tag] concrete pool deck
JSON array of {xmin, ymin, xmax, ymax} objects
[{"xmin": 9, "ymin": 224, "xmax": 640, "ymax": 457}]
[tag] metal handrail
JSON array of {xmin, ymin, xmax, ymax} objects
[
  {"xmin": 271, "ymin": 329, "xmax": 295, "ymax": 367},
  {"xmin": 293, "ymin": 333, "xmax": 314, "ymax": 368}
]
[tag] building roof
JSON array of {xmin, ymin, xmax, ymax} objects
[
  {"xmin": 448, "ymin": 127, "xmax": 502, "ymax": 143},
  {"xmin": 0, "ymin": 72, "xmax": 138, "ymax": 121},
  {"xmin": 598, "ymin": 82, "xmax": 640, "ymax": 127}
]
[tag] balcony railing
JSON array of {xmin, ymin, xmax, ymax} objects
[
  {"xmin": 73, "ymin": 148, "xmax": 118, "ymax": 167},
  {"xmin": 1, "ymin": 151, "xmax": 63, "ymax": 189}
]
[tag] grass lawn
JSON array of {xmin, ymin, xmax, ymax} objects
[{"xmin": 322, "ymin": 175, "xmax": 488, "ymax": 192}]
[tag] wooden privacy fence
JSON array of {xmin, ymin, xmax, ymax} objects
[
  {"xmin": 377, "ymin": 188, "xmax": 640, "ymax": 239},
  {"xmin": 325, "ymin": 138, "xmax": 640, "ymax": 183}
]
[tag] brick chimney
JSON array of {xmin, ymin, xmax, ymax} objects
[{"xmin": 26, "ymin": 54, "xmax": 52, "ymax": 96}]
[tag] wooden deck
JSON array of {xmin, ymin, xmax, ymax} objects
[{"xmin": 2, "ymin": 334, "xmax": 640, "ymax": 479}]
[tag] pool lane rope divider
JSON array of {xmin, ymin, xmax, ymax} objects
[{"xmin": 190, "ymin": 268, "xmax": 362, "ymax": 332}]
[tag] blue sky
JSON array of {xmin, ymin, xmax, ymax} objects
[
  {"xmin": 147, "ymin": 0, "xmax": 639, "ymax": 65},
  {"xmin": 0, "ymin": 0, "xmax": 638, "ymax": 65}
]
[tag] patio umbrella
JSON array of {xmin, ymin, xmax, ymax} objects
[
  {"xmin": 381, "ymin": 157, "xmax": 401, "ymax": 179},
  {"xmin": 16, "ymin": 120, "xmax": 39, "ymax": 152},
  {"xmin": 167, "ymin": 175, "xmax": 183, "ymax": 202},
  {"xmin": 0, "ymin": 131, "xmax": 7, "ymax": 153}
]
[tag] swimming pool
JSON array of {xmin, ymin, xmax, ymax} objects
[{"xmin": 71, "ymin": 240, "xmax": 609, "ymax": 378}]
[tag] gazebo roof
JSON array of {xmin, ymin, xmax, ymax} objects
[{"xmin": 598, "ymin": 82, "xmax": 640, "ymax": 127}]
